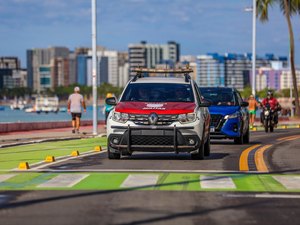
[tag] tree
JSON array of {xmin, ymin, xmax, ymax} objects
[{"xmin": 256, "ymin": 0, "xmax": 300, "ymax": 117}]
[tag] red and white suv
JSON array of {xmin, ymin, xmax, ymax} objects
[{"xmin": 105, "ymin": 68, "xmax": 211, "ymax": 160}]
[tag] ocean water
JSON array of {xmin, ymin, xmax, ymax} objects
[{"xmin": 0, "ymin": 105, "xmax": 105, "ymax": 123}]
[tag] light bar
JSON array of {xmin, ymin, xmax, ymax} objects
[{"xmin": 131, "ymin": 68, "xmax": 193, "ymax": 74}]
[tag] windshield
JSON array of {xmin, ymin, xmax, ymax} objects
[
  {"xmin": 121, "ymin": 83, "xmax": 195, "ymax": 103},
  {"xmin": 200, "ymin": 88, "xmax": 237, "ymax": 106}
]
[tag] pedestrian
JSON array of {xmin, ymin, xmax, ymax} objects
[
  {"xmin": 248, "ymin": 94, "xmax": 259, "ymax": 129},
  {"xmin": 67, "ymin": 86, "xmax": 86, "ymax": 134}
]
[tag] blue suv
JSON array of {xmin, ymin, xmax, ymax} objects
[{"xmin": 199, "ymin": 87, "xmax": 249, "ymax": 144}]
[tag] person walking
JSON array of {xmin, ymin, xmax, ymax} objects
[
  {"xmin": 68, "ymin": 86, "xmax": 86, "ymax": 133},
  {"xmin": 248, "ymin": 94, "xmax": 259, "ymax": 129}
]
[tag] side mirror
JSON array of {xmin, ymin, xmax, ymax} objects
[
  {"xmin": 105, "ymin": 97, "xmax": 117, "ymax": 106},
  {"xmin": 199, "ymin": 102, "xmax": 211, "ymax": 107},
  {"xmin": 241, "ymin": 101, "xmax": 249, "ymax": 107}
]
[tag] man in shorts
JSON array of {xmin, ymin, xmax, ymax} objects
[{"xmin": 68, "ymin": 86, "xmax": 86, "ymax": 133}]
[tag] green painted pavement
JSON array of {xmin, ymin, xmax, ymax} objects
[
  {"xmin": 0, "ymin": 137, "xmax": 107, "ymax": 170},
  {"xmin": 0, "ymin": 172, "xmax": 299, "ymax": 193}
]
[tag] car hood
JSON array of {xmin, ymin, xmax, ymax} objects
[
  {"xmin": 208, "ymin": 106, "xmax": 240, "ymax": 115},
  {"xmin": 115, "ymin": 102, "xmax": 196, "ymax": 114}
]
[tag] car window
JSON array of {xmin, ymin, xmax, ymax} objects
[
  {"xmin": 199, "ymin": 88, "xmax": 237, "ymax": 106},
  {"xmin": 121, "ymin": 83, "xmax": 195, "ymax": 103}
]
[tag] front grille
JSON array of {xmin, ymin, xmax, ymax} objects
[
  {"xmin": 129, "ymin": 114, "xmax": 178, "ymax": 125},
  {"xmin": 210, "ymin": 114, "xmax": 224, "ymax": 130},
  {"xmin": 131, "ymin": 136, "xmax": 174, "ymax": 145}
]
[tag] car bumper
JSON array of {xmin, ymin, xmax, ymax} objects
[
  {"xmin": 108, "ymin": 125, "xmax": 201, "ymax": 154},
  {"xmin": 211, "ymin": 117, "xmax": 241, "ymax": 139}
]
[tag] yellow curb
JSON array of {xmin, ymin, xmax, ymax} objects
[
  {"xmin": 18, "ymin": 162, "xmax": 30, "ymax": 170},
  {"xmin": 45, "ymin": 156, "xmax": 55, "ymax": 163},
  {"xmin": 94, "ymin": 146, "xmax": 102, "ymax": 151},
  {"xmin": 71, "ymin": 150, "xmax": 80, "ymax": 156}
]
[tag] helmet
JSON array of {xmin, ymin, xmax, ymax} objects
[
  {"xmin": 106, "ymin": 93, "xmax": 113, "ymax": 98},
  {"xmin": 267, "ymin": 90, "xmax": 273, "ymax": 96}
]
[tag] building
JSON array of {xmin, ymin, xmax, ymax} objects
[
  {"xmin": 27, "ymin": 47, "xmax": 70, "ymax": 92},
  {"xmin": 280, "ymin": 69, "xmax": 300, "ymax": 90},
  {"xmin": 195, "ymin": 53, "xmax": 288, "ymax": 90},
  {"xmin": 196, "ymin": 54, "xmax": 225, "ymax": 87},
  {"xmin": 128, "ymin": 41, "xmax": 180, "ymax": 76},
  {"xmin": 0, "ymin": 57, "xmax": 26, "ymax": 89}
]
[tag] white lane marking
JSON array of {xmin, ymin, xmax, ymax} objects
[
  {"xmin": 225, "ymin": 193, "xmax": 300, "ymax": 199},
  {"xmin": 10, "ymin": 169, "xmax": 243, "ymax": 173},
  {"xmin": 273, "ymin": 176, "xmax": 300, "ymax": 190},
  {"xmin": 0, "ymin": 174, "xmax": 16, "ymax": 183},
  {"xmin": 121, "ymin": 174, "xmax": 159, "ymax": 188},
  {"xmin": 200, "ymin": 176, "xmax": 236, "ymax": 189},
  {"xmin": 38, "ymin": 174, "xmax": 89, "ymax": 188}
]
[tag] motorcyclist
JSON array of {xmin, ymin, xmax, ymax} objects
[{"xmin": 261, "ymin": 90, "xmax": 281, "ymax": 125}]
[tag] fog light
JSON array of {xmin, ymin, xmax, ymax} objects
[
  {"xmin": 233, "ymin": 124, "xmax": 238, "ymax": 132},
  {"xmin": 112, "ymin": 138, "xmax": 119, "ymax": 144},
  {"xmin": 188, "ymin": 138, "xmax": 195, "ymax": 145}
]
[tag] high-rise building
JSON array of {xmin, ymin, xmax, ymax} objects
[
  {"xmin": 0, "ymin": 57, "xmax": 26, "ymax": 89},
  {"xmin": 196, "ymin": 54, "xmax": 225, "ymax": 87},
  {"xmin": 195, "ymin": 53, "xmax": 288, "ymax": 90},
  {"xmin": 280, "ymin": 69, "xmax": 300, "ymax": 90},
  {"xmin": 128, "ymin": 41, "xmax": 180, "ymax": 76},
  {"xmin": 27, "ymin": 47, "xmax": 70, "ymax": 92}
]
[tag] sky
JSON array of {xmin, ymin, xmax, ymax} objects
[{"xmin": 0, "ymin": 0, "xmax": 300, "ymax": 68}]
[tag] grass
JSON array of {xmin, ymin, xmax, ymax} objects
[{"xmin": 0, "ymin": 137, "xmax": 107, "ymax": 170}]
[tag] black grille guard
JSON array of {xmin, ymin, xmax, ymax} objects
[{"xmin": 111, "ymin": 125, "xmax": 194, "ymax": 154}]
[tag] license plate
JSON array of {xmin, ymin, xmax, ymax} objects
[{"xmin": 210, "ymin": 127, "xmax": 215, "ymax": 132}]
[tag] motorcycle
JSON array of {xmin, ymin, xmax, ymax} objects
[{"xmin": 262, "ymin": 103, "xmax": 275, "ymax": 133}]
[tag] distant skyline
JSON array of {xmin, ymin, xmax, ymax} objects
[{"xmin": 0, "ymin": 0, "xmax": 299, "ymax": 67}]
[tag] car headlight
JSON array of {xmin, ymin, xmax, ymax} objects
[
  {"xmin": 178, "ymin": 113, "xmax": 196, "ymax": 124},
  {"xmin": 224, "ymin": 112, "xmax": 240, "ymax": 120},
  {"xmin": 112, "ymin": 112, "xmax": 129, "ymax": 123}
]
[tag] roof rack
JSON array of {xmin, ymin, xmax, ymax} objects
[
  {"xmin": 131, "ymin": 68, "xmax": 193, "ymax": 74},
  {"xmin": 131, "ymin": 67, "xmax": 193, "ymax": 82}
]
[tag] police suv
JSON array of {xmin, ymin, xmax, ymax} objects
[{"xmin": 105, "ymin": 68, "xmax": 211, "ymax": 160}]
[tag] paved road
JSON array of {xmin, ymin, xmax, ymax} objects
[{"xmin": 1, "ymin": 128, "xmax": 300, "ymax": 225}]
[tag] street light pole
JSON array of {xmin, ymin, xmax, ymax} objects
[
  {"xmin": 251, "ymin": 0, "xmax": 256, "ymax": 97},
  {"xmin": 92, "ymin": 0, "xmax": 98, "ymax": 135}
]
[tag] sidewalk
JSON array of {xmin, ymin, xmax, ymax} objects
[{"xmin": 0, "ymin": 124, "xmax": 106, "ymax": 147}]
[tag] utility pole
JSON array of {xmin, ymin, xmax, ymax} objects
[
  {"xmin": 252, "ymin": 0, "xmax": 256, "ymax": 97},
  {"xmin": 92, "ymin": 0, "xmax": 98, "ymax": 135}
]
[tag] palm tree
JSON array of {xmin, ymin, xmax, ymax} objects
[{"xmin": 256, "ymin": 0, "xmax": 300, "ymax": 117}]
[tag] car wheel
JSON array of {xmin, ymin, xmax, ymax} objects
[
  {"xmin": 234, "ymin": 130, "xmax": 244, "ymax": 144},
  {"xmin": 204, "ymin": 133, "xmax": 210, "ymax": 156},
  {"xmin": 243, "ymin": 127, "xmax": 250, "ymax": 144},
  {"xmin": 191, "ymin": 143, "xmax": 205, "ymax": 160},
  {"xmin": 107, "ymin": 141, "xmax": 121, "ymax": 159}
]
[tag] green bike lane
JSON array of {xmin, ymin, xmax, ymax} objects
[{"xmin": 0, "ymin": 135, "xmax": 300, "ymax": 193}]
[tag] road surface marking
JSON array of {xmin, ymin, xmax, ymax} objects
[
  {"xmin": 121, "ymin": 174, "xmax": 159, "ymax": 188},
  {"xmin": 30, "ymin": 150, "xmax": 107, "ymax": 170},
  {"xmin": 0, "ymin": 174, "xmax": 15, "ymax": 183},
  {"xmin": 200, "ymin": 176, "xmax": 236, "ymax": 189},
  {"xmin": 239, "ymin": 144, "xmax": 261, "ymax": 171},
  {"xmin": 273, "ymin": 176, "xmax": 300, "ymax": 189},
  {"xmin": 255, "ymin": 145, "xmax": 272, "ymax": 172},
  {"xmin": 225, "ymin": 193, "xmax": 300, "ymax": 199},
  {"xmin": 276, "ymin": 135, "xmax": 300, "ymax": 141},
  {"xmin": 37, "ymin": 174, "xmax": 89, "ymax": 188}
]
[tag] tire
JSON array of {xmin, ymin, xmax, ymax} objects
[
  {"xmin": 107, "ymin": 141, "xmax": 121, "ymax": 159},
  {"xmin": 243, "ymin": 127, "xmax": 250, "ymax": 144},
  {"xmin": 270, "ymin": 125, "xmax": 274, "ymax": 132},
  {"xmin": 264, "ymin": 119, "xmax": 269, "ymax": 133},
  {"xmin": 204, "ymin": 133, "xmax": 210, "ymax": 156},
  {"xmin": 191, "ymin": 143, "xmax": 205, "ymax": 160}
]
